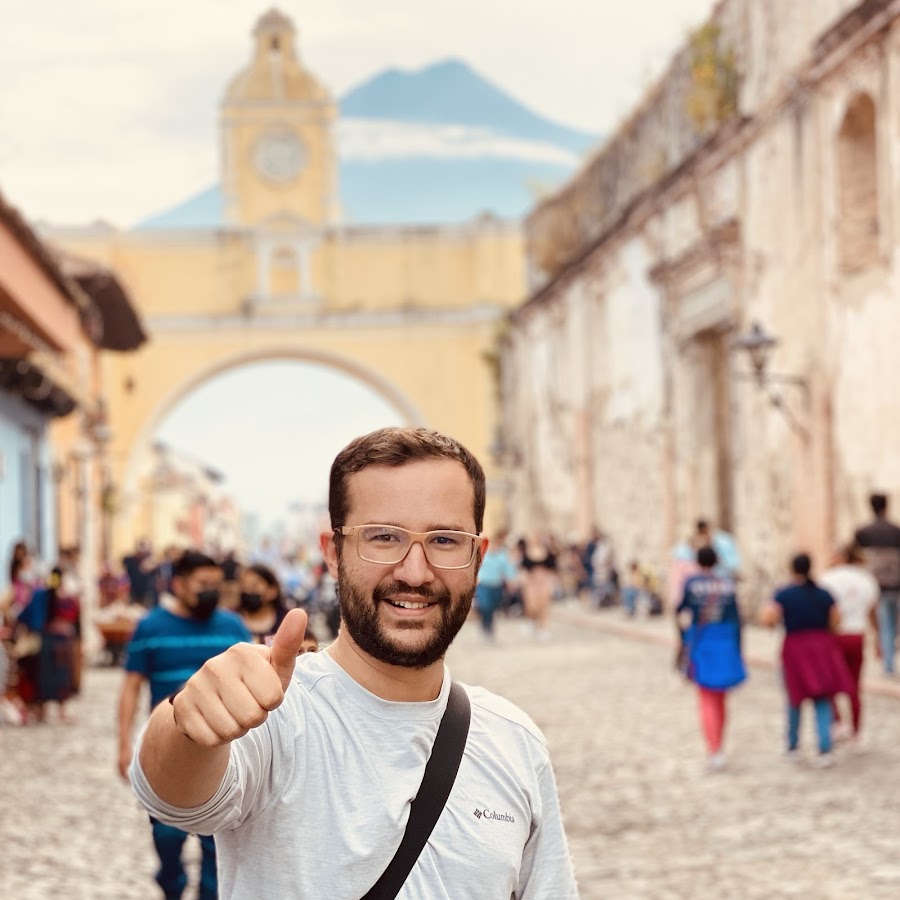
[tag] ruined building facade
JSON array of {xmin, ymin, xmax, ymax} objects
[{"xmin": 500, "ymin": 0, "xmax": 900, "ymax": 605}]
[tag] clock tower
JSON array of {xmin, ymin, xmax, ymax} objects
[{"xmin": 220, "ymin": 9, "xmax": 339, "ymax": 228}]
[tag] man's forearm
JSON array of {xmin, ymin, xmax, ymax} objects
[
  {"xmin": 117, "ymin": 675, "xmax": 141, "ymax": 755},
  {"xmin": 138, "ymin": 699, "xmax": 231, "ymax": 809}
]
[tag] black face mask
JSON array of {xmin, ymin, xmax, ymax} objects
[
  {"xmin": 239, "ymin": 592, "xmax": 264, "ymax": 613},
  {"xmin": 190, "ymin": 589, "xmax": 220, "ymax": 621}
]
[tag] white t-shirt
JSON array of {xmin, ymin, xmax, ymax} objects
[
  {"xmin": 819, "ymin": 565, "xmax": 880, "ymax": 634},
  {"xmin": 132, "ymin": 649, "xmax": 579, "ymax": 899}
]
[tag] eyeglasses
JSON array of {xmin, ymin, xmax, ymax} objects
[{"xmin": 335, "ymin": 524, "xmax": 481, "ymax": 569}]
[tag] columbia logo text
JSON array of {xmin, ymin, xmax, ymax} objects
[{"xmin": 473, "ymin": 808, "xmax": 515, "ymax": 823}]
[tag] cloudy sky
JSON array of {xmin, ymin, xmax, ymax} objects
[
  {"xmin": 1, "ymin": 0, "xmax": 716, "ymax": 227},
  {"xmin": 2, "ymin": 0, "xmax": 718, "ymax": 537}
]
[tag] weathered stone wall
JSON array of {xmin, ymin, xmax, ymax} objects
[
  {"xmin": 506, "ymin": 0, "xmax": 900, "ymax": 606},
  {"xmin": 525, "ymin": 0, "xmax": 884, "ymax": 296}
]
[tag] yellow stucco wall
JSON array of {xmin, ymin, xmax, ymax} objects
[{"xmin": 52, "ymin": 219, "xmax": 524, "ymax": 553}]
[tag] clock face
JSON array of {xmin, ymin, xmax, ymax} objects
[{"xmin": 254, "ymin": 132, "xmax": 306, "ymax": 183}]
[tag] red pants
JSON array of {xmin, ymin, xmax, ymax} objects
[
  {"xmin": 832, "ymin": 633, "xmax": 864, "ymax": 733},
  {"xmin": 698, "ymin": 687, "xmax": 727, "ymax": 753}
]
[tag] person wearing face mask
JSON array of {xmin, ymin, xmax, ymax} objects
[
  {"xmin": 237, "ymin": 563, "xmax": 288, "ymax": 645},
  {"xmin": 117, "ymin": 550, "xmax": 251, "ymax": 900}
]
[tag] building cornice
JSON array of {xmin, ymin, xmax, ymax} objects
[
  {"xmin": 48, "ymin": 217, "xmax": 520, "ymax": 246},
  {"xmin": 518, "ymin": 3, "xmax": 900, "ymax": 317},
  {"xmin": 145, "ymin": 303, "xmax": 507, "ymax": 334}
]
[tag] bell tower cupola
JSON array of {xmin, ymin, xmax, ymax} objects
[{"xmin": 220, "ymin": 8, "xmax": 339, "ymax": 228}]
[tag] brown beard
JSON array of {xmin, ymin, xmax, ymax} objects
[{"xmin": 336, "ymin": 556, "xmax": 474, "ymax": 669}]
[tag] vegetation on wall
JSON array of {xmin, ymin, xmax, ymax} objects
[
  {"xmin": 527, "ymin": 196, "xmax": 584, "ymax": 277},
  {"xmin": 686, "ymin": 23, "xmax": 740, "ymax": 135}
]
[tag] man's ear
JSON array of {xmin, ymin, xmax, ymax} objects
[
  {"xmin": 479, "ymin": 537, "xmax": 490, "ymax": 557},
  {"xmin": 473, "ymin": 537, "xmax": 489, "ymax": 574},
  {"xmin": 320, "ymin": 532, "xmax": 340, "ymax": 579}
]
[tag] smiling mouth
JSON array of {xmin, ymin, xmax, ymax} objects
[{"xmin": 384, "ymin": 598, "xmax": 436, "ymax": 610}]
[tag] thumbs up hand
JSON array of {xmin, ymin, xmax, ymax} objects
[
  {"xmin": 266, "ymin": 609, "xmax": 309, "ymax": 690},
  {"xmin": 170, "ymin": 608, "xmax": 309, "ymax": 748}
]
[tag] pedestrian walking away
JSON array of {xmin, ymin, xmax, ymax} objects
[
  {"xmin": 760, "ymin": 553, "xmax": 853, "ymax": 767},
  {"xmin": 854, "ymin": 492, "xmax": 900, "ymax": 675},
  {"xmin": 676, "ymin": 545, "xmax": 746, "ymax": 772},
  {"xmin": 519, "ymin": 533, "xmax": 559, "ymax": 641},
  {"xmin": 818, "ymin": 543, "xmax": 880, "ymax": 742},
  {"xmin": 129, "ymin": 426, "xmax": 579, "ymax": 899},
  {"xmin": 117, "ymin": 550, "xmax": 252, "ymax": 900},
  {"xmin": 475, "ymin": 530, "xmax": 518, "ymax": 641}
]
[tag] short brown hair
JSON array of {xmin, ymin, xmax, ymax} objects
[{"xmin": 328, "ymin": 427, "xmax": 486, "ymax": 532}]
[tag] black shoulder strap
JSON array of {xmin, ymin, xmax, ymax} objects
[{"xmin": 361, "ymin": 681, "xmax": 471, "ymax": 900}]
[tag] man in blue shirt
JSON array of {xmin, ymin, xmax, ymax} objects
[{"xmin": 117, "ymin": 550, "xmax": 251, "ymax": 900}]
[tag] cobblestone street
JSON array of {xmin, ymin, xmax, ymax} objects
[{"xmin": 4, "ymin": 606, "xmax": 900, "ymax": 898}]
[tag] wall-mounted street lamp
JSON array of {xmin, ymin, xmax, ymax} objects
[{"xmin": 732, "ymin": 321, "xmax": 809, "ymax": 438}]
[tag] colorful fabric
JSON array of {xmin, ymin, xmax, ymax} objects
[
  {"xmin": 678, "ymin": 572, "xmax": 740, "ymax": 625},
  {"xmin": 16, "ymin": 586, "xmax": 49, "ymax": 633},
  {"xmin": 686, "ymin": 621, "xmax": 746, "ymax": 690},
  {"xmin": 37, "ymin": 631, "xmax": 75, "ymax": 702},
  {"xmin": 834, "ymin": 633, "xmax": 864, "ymax": 733},
  {"xmin": 781, "ymin": 630, "xmax": 853, "ymax": 706}
]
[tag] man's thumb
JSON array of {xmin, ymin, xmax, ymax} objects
[{"xmin": 268, "ymin": 608, "xmax": 309, "ymax": 687}]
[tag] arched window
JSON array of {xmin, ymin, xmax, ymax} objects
[
  {"xmin": 269, "ymin": 246, "xmax": 300, "ymax": 297},
  {"xmin": 837, "ymin": 93, "xmax": 879, "ymax": 273}
]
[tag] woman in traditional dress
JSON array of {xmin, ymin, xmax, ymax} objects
[{"xmin": 35, "ymin": 567, "xmax": 80, "ymax": 722}]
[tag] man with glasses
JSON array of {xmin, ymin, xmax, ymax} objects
[{"xmin": 129, "ymin": 427, "xmax": 579, "ymax": 898}]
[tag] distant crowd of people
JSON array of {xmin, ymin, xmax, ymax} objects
[
  {"xmin": 489, "ymin": 497, "xmax": 900, "ymax": 775},
  {"xmin": 0, "ymin": 536, "xmax": 336, "ymax": 728},
  {"xmin": 473, "ymin": 528, "xmax": 668, "ymax": 643}
]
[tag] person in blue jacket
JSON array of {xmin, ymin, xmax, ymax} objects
[{"xmin": 677, "ymin": 544, "xmax": 746, "ymax": 772}]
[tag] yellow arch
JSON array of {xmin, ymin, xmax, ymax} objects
[{"xmin": 121, "ymin": 344, "xmax": 427, "ymax": 505}]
